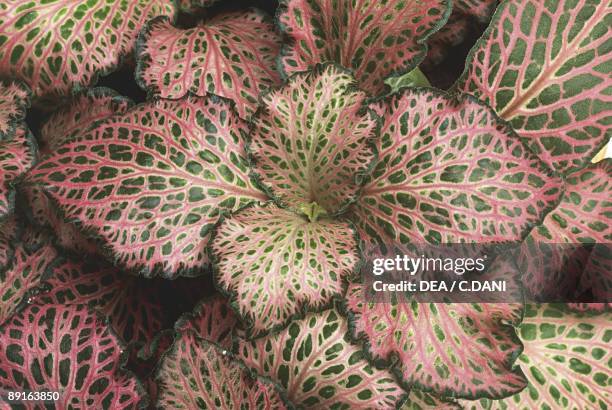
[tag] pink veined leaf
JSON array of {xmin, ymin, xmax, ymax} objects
[
  {"xmin": 155, "ymin": 332, "xmax": 287, "ymax": 409},
  {"xmin": 401, "ymin": 389, "xmax": 461, "ymax": 409},
  {"xmin": 278, "ymin": 0, "xmax": 450, "ymax": 95},
  {"xmin": 456, "ymin": 0, "xmax": 612, "ymax": 175},
  {"xmin": 351, "ymin": 89, "xmax": 563, "ymax": 246},
  {"xmin": 423, "ymin": 14, "xmax": 469, "ymax": 68},
  {"xmin": 0, "ymin": 303, "xmax": 145, "ymax": 408},
  {"xmin": 250, "ymin": 64, "xmax": 377, "ymax": 214},
  {"xmin": 0, "ymin": 127, "xmax": 36, "ymax": 220},
  {"xmin": 35, "ymin": 258, "xmax": 171, "ymax": 348},
  {"xmin": 0, "ymin": 229, "xmax": 58, "ymax": 324},
  {"xmin": 213, "ymin": 204, "xmax": 359, "ymax": 336},
  {"xmin": 23, "ymin": 88, "xmax": 133, "ymax": 254},
  {"xmin": 176, "ymin": 294, "xmax": 237, "ymax": 349},
  {"xmin": 0, "ymin": 81, "xmax": 29, "ymax": 141},
  {"xmin": 0, "ymin": 0, "xmax": 176, "ymax": 99},
  {"xmin": 453, "ymin": 0, "xmax": 497, "ymax": 22},
  {"xmin": 345, "ymin": 273, "xmax": 527, "ymax": 399},
  {"xmin": 176, "ymin": 0, "xmax": 221, "ymax": 13},
  {"xmin": 518, "ymin": 160, "xmax": 611, "ymax": 301},
  {"xmin": 566, "ymin": 303, "xmax": 612, "ymax": 313},
  {"xmin": 461, "ymin": 304, "xmax": 611, "ymax": 409},
  {"xmin": 136, "ymin": 10, "xmax": 282, "ymax": 119},
  {"xmin": 237, "ymin": 307, "xmax": 407, "ymax": 408},
  {"xmin": 39, "ymin": 87, "xmax": 134, "ymax": 153},
  {"xmin": 28, "ymin": 96, "xmax": 267, "ymax": 277},
  {"xmin": 578, "ymin": 243, "xmax": 612, "ymax": 303},
  {"xmin": 0, "ymin": 215, "xmax": 18, "ymax": 270}
]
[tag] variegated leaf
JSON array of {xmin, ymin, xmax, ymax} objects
[
  {"xmin": 213, "ymin": 205, "xmax": 358, "ymax": 335},
  {"xmin": 39, "ymin": 87, "xmax": 134, "ymax": 153},
  {"xmin": 156, "ymin": 332, "xmax": 286, "ymax": 409},
  {"xmin": 176, "ymin": 0, "xmax": 220, "ymax": 13},
  {"xmin": 0, "ymin": 0, "xmax": 175, "ymax": 99},
  {"xmin": 0, "ymin": 303, "xmax": 145, "ymax": 408},
  {"xmin": 35, "ymin": 259, "xmax": 166, "ymax": 347},
  {"xmin": 250, "ymin": 64, "xmax": 376, "ymax": 214},
  {"xmin": 136, "ymin": 10, "xmax": 281, "ymax": 119},
  {"xmin": 457, "ymin": 0, "xmax": 612, "ymax": 175},
  {"xmin": 345, "ymin": 282, "xmax": 526, "ymax": 399},
  {"xmin": 0, "ymin": 215, "xmax": 18, "ymax": 271},
  {"xmin": 401, "ymin": 389, "xmax": 461, "ymax": 410},
  {"xmin": 519, "ymin": 160, "xmax": 611, "ymax": 300},
  {"xmin": 278, "ymin": 0, "xmax": 450, "ymax": 94},
  {"xmin": 0, "ymin": 81, "xmax": 29, "ymax": 141},
  {"xmin": 462, "ymin": 304, "xmax": 611, "ymax": 409},
  {"xmin": 28, "ymin": 96, "xmax": 266, "ymax": 277},
  {"xmin": 176, "ymin": 295, "xmax": 237, "ymax": 349},
  {"xmin": 0, "ymin": 128, "xmax": 36, "ymax": 220},
  {"xmin": 0, "ymin": 229, "xmax": 58, "ymax": 324},
  {"xmin": 351, "ymin": 89, "xmax": 563, "ymax": 246},
  {"xmin": 238, "ymin": 308, "xmax": 406, "ymax": 409}
]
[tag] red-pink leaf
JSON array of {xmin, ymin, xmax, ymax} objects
[
  {"xmin": 0, "ymin": 303, "xmax": 145, "ymax": 408},
  {"xmin": 423, "ymin": 14, "xmax": 469, "ymax": 68},
  {"xmin": 518, "ymin": 161, "xmax": 611, "ymax": 300},
  {"xmin": 39, "ymin": 87, "xmax": 134, "ymax": 153},
  {"xmin": 213, "ymin": 204, "xmax": 359, "ymax": 335},
  {"xmin": 346, "ymin": 280, "xmax": 526, "ymax": 399},
  {"xmin": 176, "ymin": 295, "xmax": 237, "ymax": 349},
  {"xmin": 0, "ymin": 81, "xmax": 29, "ymax": 141},
  {"xmin": 156, "ymin": 332, "xmax": 287, "ymax": 409},
  {"xmin": 36, "ymin": 259, "xmax": 167, "ymax": 347},
  {"xmin": 250, "ymin": 64, "xmax": 376, "ymax": 213},
  {"xmin": 28, "ymin": 96, "xmax": 266, "ymax": 277},
  {"xmin": 453, "ymin": 0, "xmax": 497, "ymax": 22},
  {"xmin": 136, "ymin": 11, "xmax": 281, "ymax": 118},
  {"xmin": 0, "ymin": 230, "xmax": 58, "ymax": 324},
  {"xmin": 351, "ymin": 89, "xmax": 563, "ymax": 246},
  {"xmin": 238, "ymin": 307, "xmax": 406, "ymax": 408},
  {"xmin": 0, "ymin": 0, "xmax": 175, "ymax": 99},
  {"xmin": 0, "ymin": 215, "xmax": 17, "ymax": 270},
  {"xmin": 278, "ymin": 0, "xmax": 450, "ymax": 94},
  {"xmin": 0, "ymin": 126, "xmax": 36, "ymax": 220},
  {"xmin": 456, "ymin": 0, "xmax": 612, "ymax": 175}
]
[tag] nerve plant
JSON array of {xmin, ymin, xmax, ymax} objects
[{"xmin": 0, "ymin": 0, "xmax": 610, "ymax": 408}]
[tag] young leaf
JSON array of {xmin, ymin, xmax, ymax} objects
[
  {"xmin": 136, "ymin": 10, "xmax": 281, "ymax": 118},
  {"xmin": 456, "ymin": 0, "xmax": 612, "ymax": 175},
  {"xmin": 278, "ymin": 0, "xmax": 450, "ymax": 94},
  {"xmin": 156, "ymin": 332, "xmax": 286, "ymax": 409},
  {"xmin": 0, "ymin": 81, "xmax": 29, "ymax": 141},
  {"xmin": 462, "ymin": 304, "xmax": 611, "ymax": 409},
  {"xmin": 423, "ymin": 14, "xmax": 469, "ymax": 68},
  {"xmin": 0, "ymin": 128, "xmax": 36, "ymax": 221},
  {"xmin": 453, "ymin": 0, "xmax": 497, "ymax": 22},
  {"xmin": 519, "ymin": 160, "xmax": 611, "ymax": 300},
  {"xmin": 35, "ymin": 259, "xmax": 166, "ymax": 347},
  {"xmin": 345, "ymin": 282, "xmax": 526, "ymax": 399},
  {"xmin": 238, "ymin": 308, "xmax": 406, "ymax": 409},
  {"xmin": 250, "ymin": 64, "xmax": 376, "ymax": 214},
  {"xmin": 176, "ymin": 295, "xmax": 237, "ymax": 349},
  {"xmin": 213, "ymin": 205, "xmax": 358, "ymax": 335},
  {"xmin": 351, "ymin": 89, "xmax": 563, "ymax": 246},
  {"xmin": 0, "ymin": 303, "xmax": 145, "ymax": 408},
  {"xmin": 28, "ymin": 96, "xmax": 266, "ymax": 277},
  {"xmin": 0, "ymin": 230, "xmax": 58, "ymax": 324},
  {"xmin": 0, "ymin": 0, "xmax": 175, "ymax": 99}
]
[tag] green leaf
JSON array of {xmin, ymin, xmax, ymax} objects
[
  {"xmin": 456, "ymin": 0, "xmax": 612, "ymax": 175},
  {"xmin": 213, "ymin": 204, "xmax": 359, "ymax": 335}
]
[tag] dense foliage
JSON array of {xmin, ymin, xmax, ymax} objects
[{"xmin": 0, "ymin": 0, "xmax": 610, "ymax": 408}]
